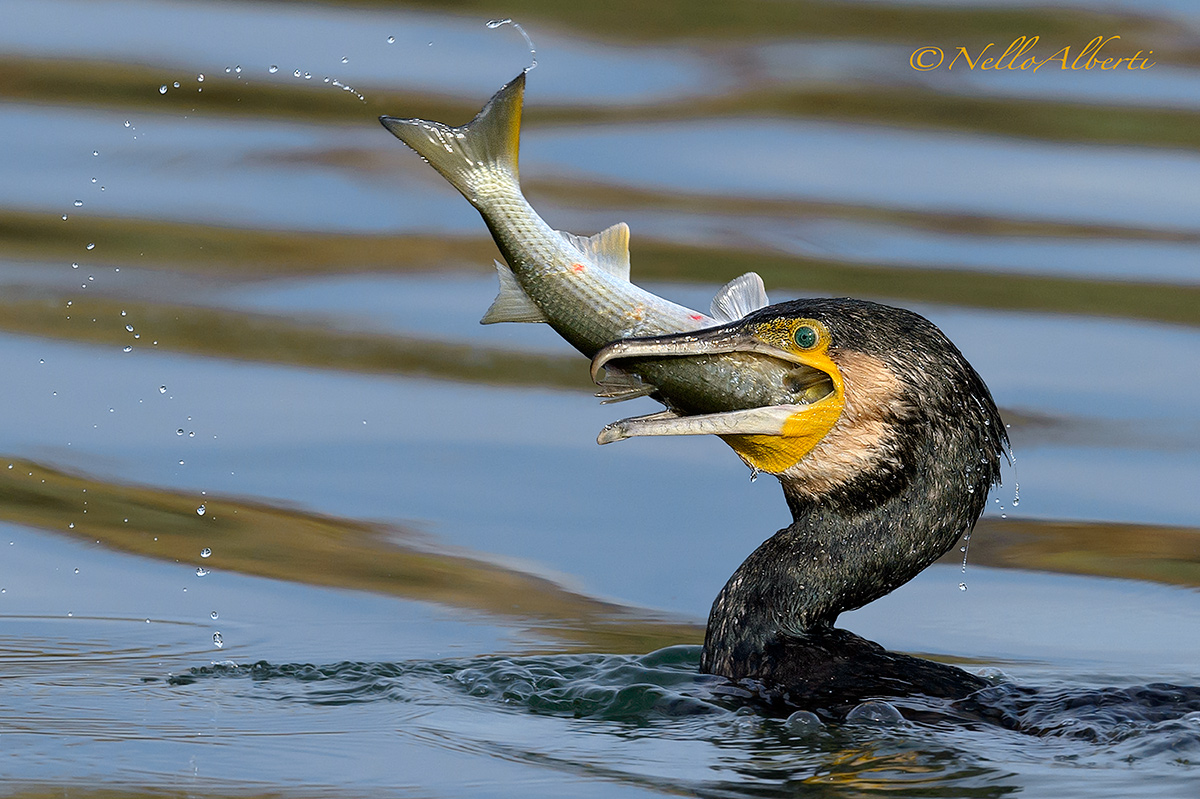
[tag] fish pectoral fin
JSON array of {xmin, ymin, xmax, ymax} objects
[
  {"xmin": 594, "ymin": 366, "xmax": 658, "ymax": 404},
  {"xmin": 481, "ymin": 260, "xmax": 548, "ymax": 324},
  {"xmin": 598, "ymin": 405, "xmax": 799, "ymax": 444},
  {"xmin": 709, "ymin": 272, "xmax": 769, "ymax": 323},
  {"xmin": 561, "ymin": 222, "xmax": 631, "ymax": 281}
]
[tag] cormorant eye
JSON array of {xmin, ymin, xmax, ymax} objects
[{"xmin": 793, "ymin": 325, "xmax": 819, "ymax": 350}]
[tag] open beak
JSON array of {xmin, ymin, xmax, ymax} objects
[
  {"xmin": 591, "ymin": 326, "xmax": 814, "ymax": 384},
  {"xmin": 590, "ymin": 325, "xmax": 845, "ymax": 474}
]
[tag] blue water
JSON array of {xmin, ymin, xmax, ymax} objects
[{"xmin": 1, "ymin": 0, "xmax": 1198, "ymax": 796}]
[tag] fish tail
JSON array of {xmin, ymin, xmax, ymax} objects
[{"xmin": 380, "ymin": 72, "xmax": 525, "ymax": 201}]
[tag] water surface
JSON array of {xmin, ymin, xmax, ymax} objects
[{"xmin": 1, "ymin": 0, "xmax": 1198, "ymax": 796}]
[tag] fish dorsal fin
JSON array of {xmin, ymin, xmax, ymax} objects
[
  {"xmin": 562, "ymin": 222, "xmax": 631, "ymax": 281},
  {"xmin": 481, "ymin": 260, "xmax": 548, "ymax": 324},
  {"xmin": 709, "ymin": 272, "xmax": 769, "ymax": 323}
]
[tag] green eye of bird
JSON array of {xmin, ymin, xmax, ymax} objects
[{"xmin": 794, "ymin": 325, "xmax": 818, "ymax": 349}]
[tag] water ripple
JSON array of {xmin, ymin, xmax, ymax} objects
[{"xmin": 169, "ymin": 645, "xmax": 1200, "ymax": 766}]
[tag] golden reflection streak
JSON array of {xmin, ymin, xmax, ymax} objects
[
  {"xmin": 0, "ymin": 295, "xmax": 591, "ymax": 391},
  {"xmin": 1, "ymin": 457, "xmax": 1195, "ymax": 665},
  {"xmin": 0, "ymin": 457, "xmax": 700, "ymax": 654},
  {"xmin": 4, "ymin": 208, "xmax": 1200, "ymax": 328},
  {"xmin": 3, "ymin": 45, "xmax": 1200, "ymax": 150},
  {"xmin": 945, "ymin": 517, "xmax": 1200, "ymax": 590}
]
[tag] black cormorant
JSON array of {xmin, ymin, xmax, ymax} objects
[{"xmin": 592, "ymin": 297, "xmax": 1008, "ymax": 708}]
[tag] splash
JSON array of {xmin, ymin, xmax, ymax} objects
[{"xmin": 485, "ymin": 19, "xmax": 538, "ymax": 71}]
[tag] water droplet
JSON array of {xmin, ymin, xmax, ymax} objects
[
  {"xmin": 386, "ymin": 35, "xmax": 395, "ymax": 44},
  {"xmin": 123, "ymin": 120, "xmax": 130, "ymax": 128},
  {"xmin": 123, "ymin": 346, "xmax": 132, "ymax": 353},
  {"xmin": 269, "ymin": 65, "xmax": 278, "ymax": 74},
  {"xmin": 173, "ymin": 81, "xmax": 180, "ymax": 88},
  {"xmin": 159, "ymin": 85, "xmax": 168, "ymax": 94},
  {"xmin": 159, "ymin": 386, "xmax": 167, "ymax": 393},
  {"xmin": 197, "ymin": 73, "xmax": 205, "ymax": 82},
  {"xmin": 198, "ymin": 506, "xmax": 207, "ymax": 518},
  {"xmin": 92, "ymin": 150, "xmax": 99, "ymax": 156},
  {"xmin": 195, "ymin": 567, "xmax": 209, "ymax": 577},
  {"xmin": 293, "ymin": 69, "xmax": 301, "ymax": 78},
  {"xmin": 67, "ymin": 612, "xmax": 73, "ymax": 617},
  {"xmin": 91, "ymin": 177, "xmax": 97, "ymax": 183},
  {"xmin": 68, "ymin": 522, "xmax": 74, "ymax": 529},
  {"xmin": 74, "ymin": 568, "xmax": 79, "ymax": 574},
  {"xmin": 959, "ymin": 582, "xmax": 968, "ymax": 591},
  {"xmin": 178, "ymin": 460, "xmax": 185, "ymax": 466},
  {"xmin": 188, "ymin": 431, "xmax": 195, "ymax": 438},
  {"xmin": 212, "ymin": 632, "xmax": 223, "ymax": 648},
  {"xmin": 234, "ymin": 65, "xmax": 242, "ymax": 74},
  {"xmin": 211, "ymin": 611, "xmax": 218, "ymax": 619},
  {"xmin": 73, "ymin": 200, "xmax": 84, "ymax": 208},
  {"xmin": 784, "ymin": 709, "xmax": 824, "ymax": 735},
  {"xmin": 486, "ymin": 18, "xmax": 512, "ymax": 28},
  {"xmin": 303, "ymin": 72, "xmax": 312, "ymax": 80},
  {"xmin": 341, "ymin": 56, "xmax": 348, "ymax": 63},
  {"xmin": 125, "ymin": 324, "xmax": 134, "ymax": 332},
  {"xmin": 846, "ymin": 700, "xmax": 904, "ymax": 726},
  {"xmin": 62, "ymin": 214, "xmax": 68, "ymax": 220},
  {"xmin": 86, "ymin": 242, "xmax": 95, "ymax": 250}
]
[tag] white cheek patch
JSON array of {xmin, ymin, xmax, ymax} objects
[{"xmin": 781, "ymin": 350, "xmax": 907, "ymax": 497}]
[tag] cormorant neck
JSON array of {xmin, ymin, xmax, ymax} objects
[{"xmin": 700, "ymin": 431, "xmax": 995, "ymax": 681}]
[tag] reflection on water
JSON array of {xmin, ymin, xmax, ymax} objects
[{"xmin": 1, "ymin": 0, "xmax": 1198, "ymax": 796}]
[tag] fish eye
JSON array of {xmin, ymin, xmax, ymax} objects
[{"xmin": 793, "ymin": 325, "xmax": 819, "ymax": 350}]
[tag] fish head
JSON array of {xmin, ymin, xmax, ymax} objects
[{"xmin": 591, "ymin": 302, "xmax": 849, "ymax": 475}]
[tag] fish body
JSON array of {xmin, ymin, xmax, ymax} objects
[
  {"xmin": 380, "ymin": 72, "xmax": 796, "ymax": 416},
  {"xmin": 382, "ymin": 73, "xmax": 846, "ymax": 470}
]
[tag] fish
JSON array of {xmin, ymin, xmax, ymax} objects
[{"xmin": 380, "ymin": 72, "xmax": 841, "ymax": 473}]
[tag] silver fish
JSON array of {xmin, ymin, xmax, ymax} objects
[{"xmin": 381, "ymin": 72, "xmax": 839, "ymax": 471}]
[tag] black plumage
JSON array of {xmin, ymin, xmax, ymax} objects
[{"xmin": 694, "ymin": 299, "xmax": 1008, "ymax": 704}]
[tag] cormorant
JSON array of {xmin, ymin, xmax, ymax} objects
[
  {"xmin": 592, "ymin": 297, "xmax": 1008, "ymax": 708},
  {"xmin": 379, "ymin": 71, "xmax": 1008, "ymax": 710}
]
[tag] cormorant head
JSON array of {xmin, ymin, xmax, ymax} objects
[{"xmin": 593, "ymin": 298, "xmax": 1008, "ymax": 515}]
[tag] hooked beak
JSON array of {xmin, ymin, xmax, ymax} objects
[
  {"xmin": 589, "ymin": 324, "xmax": 845, "ymax": 474},
  {"xmin": 591, "ymin": 326, "xmax": 813, "ymax": 384}
]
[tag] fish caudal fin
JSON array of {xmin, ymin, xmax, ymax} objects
[{"xmin": 380, "ymin": 71, "xmax": 526, "ymax": 200}]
